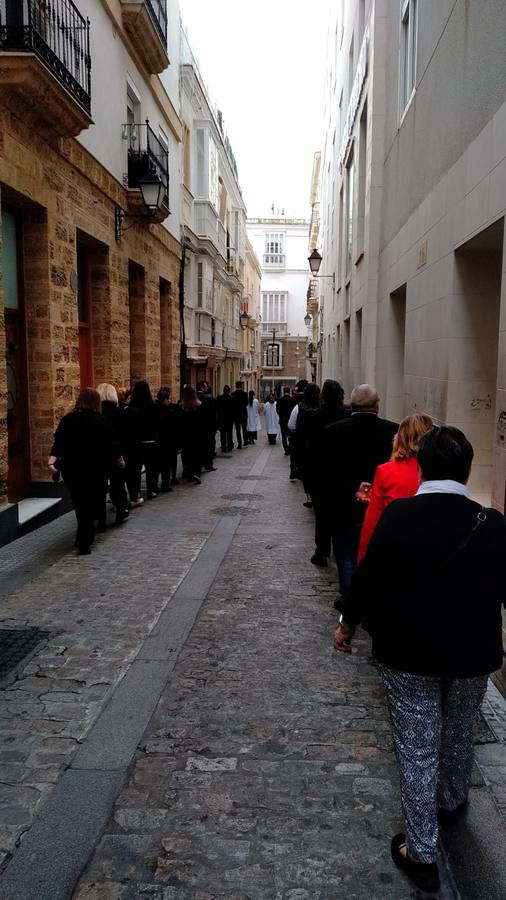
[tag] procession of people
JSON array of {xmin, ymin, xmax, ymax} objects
[{"xmin": 48, "ymin": 375, "xmax": 506, "ymax": 895}]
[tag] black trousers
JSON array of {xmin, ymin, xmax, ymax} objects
[
  {"xmin": 233, "ymin": 417, "xmax": 247, "ymax": 448},
  {"xmin": 219, "ymin": 424, "xmax": 234, "ymax": 451},
  {"xmin": 65, "ymin": 470, "xmax": 107, "ymax": 551},
  {"xmin": 126, "ymin": 443, "xmax": 159, "ymax": 498},
  {"xmin": 109, "ymin": 467, "xmax": 129, "ymax": 517},
  {"xmin": 279, "ymin": 421, "xmax": 290, "ymax": 453},
  {"xmin": 158, "ymin": 445, "xmax": 178, "ymax": 490},
  {"xmin": 267, "ymin": 433, "xmax": 277, "ymax": 445}
]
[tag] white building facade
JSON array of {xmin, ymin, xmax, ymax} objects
[
  {"xmin": 247, "ymin": 218, "xmax": 309, "ymax": 398},
  {"xmin": 180, "ymin": 36, "xmax": 247, "ymax": 394}
]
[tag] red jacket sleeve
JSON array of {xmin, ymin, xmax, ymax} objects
[{"xmin": 357, "ymin": 468, "xmax": 386, "ymax": 562}]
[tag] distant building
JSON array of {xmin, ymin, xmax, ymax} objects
[
  {"xmin": 240, "ymin": 239, "xmax": 262, "ymax": 394},
  {"xmin": 247, "ymin": 217, "xmax": 309, "ymax": 398}
]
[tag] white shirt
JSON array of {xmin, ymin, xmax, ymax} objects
[
  {"xmin": 264, "ymin": 401, "xmax": 279, "ymax": 434},
  {"xmin": 416, "ymin": 480, "xmax": 470, "ymax": 498},
  {"xmin": 287, "ymin": 404, "xmax": 299, "ymax": 432}
]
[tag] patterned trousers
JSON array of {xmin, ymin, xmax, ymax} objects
[{"xmin": 381, "ymin": 666, "xmax": 488, "ymax": 863}]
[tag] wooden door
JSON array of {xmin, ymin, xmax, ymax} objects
[
  {"xmin": 77, "ymin": 242, "xmax": 93, "ymax": 388},
  {"xmin": 2, "ymin": 208, "xmax": 30, "ymax": 501}
]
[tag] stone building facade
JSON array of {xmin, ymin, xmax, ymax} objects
[
  {"xmin": 0, "ymin": 0, "xmax": 182, "ymax": 539},
  {"xmin": 317, "ymin": 0, "xmax": 506, "ymax": 691},
  {"xmin": 239, "ymin": 238, "xmax": 262, "ymax": 395}
]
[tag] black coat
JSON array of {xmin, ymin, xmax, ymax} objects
[
  {"xmin": 216, "ymin": 393, "xmax": 236, "ymax": 427},
  {"xmin": 276, "ymin": 393, "xmax": 296, "ymax": 424},
  {"xmin": 343, "ymin": 493, "xmax": 506, "ymax": 678},
  {"xmin": 156, "ymin": 402, "xmax": 183, "ymax": 450},
  {"xmin": 231, "ymin": 389, "xmax": 248, "ymax": 421},
  {"xmin": 51, "ymin": 410, "xmax": 118, "ymax": 475},
  {"xmin": 298, "ymin": 404, "xmax": 351, "ymax": 494},
  {"xmin": 322, "ymin": 412, "xmax": 398, "ymax": 526}
]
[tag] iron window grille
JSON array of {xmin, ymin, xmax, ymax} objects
[
  {"xmin": 122, "ymin": 120, "xmax": 169, "ymax": 209},
  {"xmin": 145, "ymin": 0, "xmax": 167, "ymax": 46},
  {"xmin": 0, "ymin": 0, "xmax": 91, "ymax": 115}
]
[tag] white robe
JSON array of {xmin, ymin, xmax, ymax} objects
[
  {"xmin": 246, "ymin": 399, "xmax": 261, "ymax": 432},
  {"xmin": 264, "ymin": 401, "xmax": 279, "ymax": 434}
]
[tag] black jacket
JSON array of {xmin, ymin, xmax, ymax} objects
[
  {"xmin": 231, "ymin": 389, "xmax": 248, "ymax": 420},
  {"xmin": 216, "ymin": 393, "xmax": 236, "ymax": 427},
  {"xmin": 276, "ymin": 393, "xmax": 296, "ymax": 424},
  {"xmin": 156, "ymin": 402, "xmax": 183, "ymax": 449},
  {"xmin": 343, "ymin": 493, "xmax": 506, "ymax": 677},
  {"xmin": 51, "ymin": 410, "xmax": 118, "ymax": 474},
  {"xmin": 298, "ymin": 404, "xmax": 351, "ymax": 493},
  {"xmin": 322, "ymin": 412, "xmax": 398, "ymax": 525}
]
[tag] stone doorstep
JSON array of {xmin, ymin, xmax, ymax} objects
[{"xmin": 17, "ymin": 498, "xmax": 61, "ymax": 527}]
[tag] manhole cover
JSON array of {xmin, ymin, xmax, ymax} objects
[
  {"xmin": 211, "ymin": 506, "xmax": 257, "ymax": 517},
  {"xmin": 0, "ymin": 629, "xmax": 51, "ymax": 684},
  {"xmin": 221, "ymin": 493, "xmax": 264, "ymax": 501}
]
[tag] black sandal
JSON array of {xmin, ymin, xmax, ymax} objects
[{"xmin": 391, "ymin": 834, "xmax": 440, "ymax": 893}]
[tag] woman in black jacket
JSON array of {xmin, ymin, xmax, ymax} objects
[
  {"xmin": 124, "ymin": 380, "xmax": 160, "ymax": 503},
  {"xmin": 334, "ymin": 426, "xmax": 506, "ymax": 893},
  {"xmin": 96, "ymin": 383, "xmax": 130, "ymax": 525},
  {"xmin": 48, "ymin": 388, "xmax": 122, "ymax": 554}
]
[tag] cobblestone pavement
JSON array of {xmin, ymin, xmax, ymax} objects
[{"xmin": 0, "ymin": 439, "xmax": 505, "ymax": 899}]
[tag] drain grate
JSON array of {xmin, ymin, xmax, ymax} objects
[
  {"xmin": 221, "ymin": 493, "xmax": 264, "ymax": 501},
  {"xmin": 211, "ymin": 506, "xmax": 257, "ymax": 517},
  {"xmin": 0, "ymin": 629, "xmax": 51, "ymax": 684}
]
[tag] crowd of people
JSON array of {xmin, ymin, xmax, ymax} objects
[
  {"xmin": 48, "ymin": 374, "xmax": 505, "ymax": 894},
  {"xmin": 283, "ymin": 377, "xmax": 505, "ymax": 894}
]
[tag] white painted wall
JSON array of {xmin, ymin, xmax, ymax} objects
[
  {"xmin": 246, "ymin": 221, "xmax": 309, "ymax": 338},
  {"xmin": 77, "ymin": 0, "xmax": 181, "ymax": 242}
]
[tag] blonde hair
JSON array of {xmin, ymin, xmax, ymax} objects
[
  {"xmin": 96, "ymin": 383, "xmax": 118, "ymax": 404},
  {"xmin": 392, "ymin": 414, "xmax": 433, "ymax": 461}
]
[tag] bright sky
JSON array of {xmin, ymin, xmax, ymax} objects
[{"xmin": 179, "ymin": 0, "xmax": 330, "ymax": 220}]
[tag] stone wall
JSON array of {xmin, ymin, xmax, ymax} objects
[{"xmin": 0, "ymin": 105, "xmax": 181, "ymax": 503}]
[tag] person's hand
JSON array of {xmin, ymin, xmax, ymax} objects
[
  {"xmin": 355, "ymin": 481, "xmax": 372, "ymax": 503},
  {"xmin": 333, "ymin": 622, "xmax": 354, "ymax": 653},
  {"xmin": 48, "ymin": 456, "xmax": 58, "ymax": 475}
]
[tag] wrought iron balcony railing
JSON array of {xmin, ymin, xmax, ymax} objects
[
  {"xmin": 263, "ymin": 253, "xmax": 285, "ymax": 267},
  {"xmin": 0, "ymin": 0, "xmax": 91, "ymax": 115},
  {"xmin": 122, "ymin": 120, "xmax": 169, "ymax": 209},
  {"xmin": 145, "ymin": 0, "xmax": 167, "ymax": 45}
]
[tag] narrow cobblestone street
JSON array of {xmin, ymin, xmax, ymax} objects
[{"xmin": 0, "ymin": 441, "xmax": 504, "ymax": 899}]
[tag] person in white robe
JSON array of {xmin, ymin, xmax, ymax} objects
[{"xmin": 264, "ymin": 394, "xmax": 279, "ymax": 445}]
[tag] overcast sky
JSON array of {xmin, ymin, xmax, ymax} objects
[{"xmin": 179, "ymin": 0, "xmax": 330, "ymax": 221}]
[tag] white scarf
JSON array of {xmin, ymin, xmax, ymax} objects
[{"xmin": 416, "ymin": 479, "xmax": 470, "ymax": 498}]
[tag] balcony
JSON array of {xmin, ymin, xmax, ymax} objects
[
  {"xmin": 194, "ymin": 199, "xmax": 218, "ymax": 246},
  {"xmin": 120, "ymin": 0, "xmax": 168, "ymax": 74},
  {"xmin": 262, "ymin": 322, "xmax": 287, "ymax": 335},
  {"xmin": 122, "ymin": 121, "xmax": 169, "ymax": 221},
  {"xmin": 0, "ymin": 0, "xmax": 92, "ymax": 138}
]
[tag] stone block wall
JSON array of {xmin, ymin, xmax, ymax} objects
[{"xmin": 0, "ymin": 105, "xmax": 181, "ymax": 504}]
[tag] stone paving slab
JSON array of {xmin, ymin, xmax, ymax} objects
[
  {"xmin": 0, "ymin": 451, "xmax": 254, "ymax": 861},
  {"xmin": 72, "ymin": 444, "xmax": 461, "ymax": 900}
]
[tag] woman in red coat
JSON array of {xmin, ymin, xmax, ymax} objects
[{"xmin": 357, "ymin": 414, "xmax": 433, "ymax": 561}]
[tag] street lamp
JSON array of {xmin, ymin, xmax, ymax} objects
[
  {"xmin": 115, "ymin": 173, "xmax": 166, "ymax": 242},
  {"xmin": 304, "ymin": 312, "xmax": 312, "ymax": 328},
  {"xmin": 307, "ymin": 248, "xmax": 335, "ymax": 287},
  {"xmin": 239, "ymin": 310, "xmax": 250, "ymax": 329}
]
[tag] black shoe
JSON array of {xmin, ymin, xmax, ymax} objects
[
  {"xmin": 193, "ymin": 476, "xmax": 201, "ymax": 485},
  {"xmin": 160, "ymin": 484, "xmax": 173, "ymax": 493},
  {"xmin": 311, "ymin": 553, "xmax": 328, "ymax": 568},
  {"xmin": 303, "ymin": 500, "xmax": 313, "ymax": 509},
  {"xmin": 96, "ymin": 521, "xmax": 107, "ymax": 533},
  {"xmin": 205, "ymin": 466, "xmax": 217, "ymax": 472},
  {"xmin": 170, "ymin": 477, "xmax": 179, "ymax": 486},
  {"xmin": 391, "ymin": 834, "xmax": 440, "ymax": 893},
  {"xmin": 438, "ymin": 801, "xmax": 468, "ymax": 825},
  {"xmin": 78, "ymin": 546, "xmax": 91, "ymax": 556},
  {"xmin": 333, "ymin": 595, "xmax": 344, "ymax": 612}
]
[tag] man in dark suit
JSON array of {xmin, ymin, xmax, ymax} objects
[
  {"xmin": 216, "ymin": 385, "xmax": 235, "ymax": 452},
  {"xmin": 322, "ymin": 384, "xmax": 397, "ymax": 609},
  {"xmin": 276, "ymin": 386, "xmax": 296, "ymax": 454},
  {"xmin": 196, "ymin": 380, "xmax": 217, "ymax": 471},
  {"xmin": 231, "ymin": 380, "xmax": 248, "ymax": 449}
]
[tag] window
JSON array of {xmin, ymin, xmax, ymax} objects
[
  {"xmin": 262, "ymin": 292, "xmax": 287, "ymax": 333},
  {"xmin": 346, "ymin": 152, "xmax": 354, "ymax": 275},
  {"xmin": 197, "ymin": 262, "xmax": 203, "ymax": 307},
  {"xmin": 183, "ymin": 124, "xmax": 191, "ymax": 188},
  {"xmin": 400, "ymin": 0, "xmax": 417, "ymax": 114},
  {"xmin": 356, "ymin": 102, "xmax": 367, "ymax": 259},
  {"xmin": 196, "ymin": 128, "xmax": 205, "ymax": 197},
  {"xmin": 264, "ymin": 342, "xmax": 281, "ymax": 367},
  {"xmin": 209, "ymin": 137, "xmax": 218, "ymax": 210},
  {"xmin": 263, "ymin": 233, "xmax": 285, "ymax": 266},
  {"xmin": 195, "ymin": 313, "xmax": 201, "ymax": 343}
]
